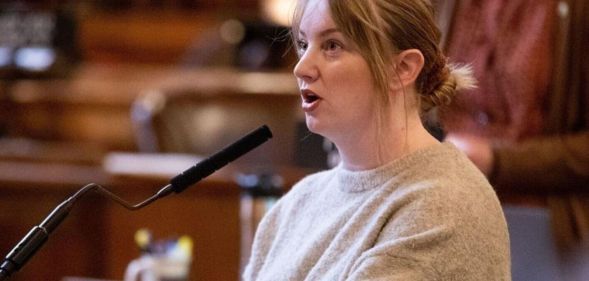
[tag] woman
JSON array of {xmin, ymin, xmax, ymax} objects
[{"xmin": 243, "ymin": 0, "xmax": 511, "ymax": 280}]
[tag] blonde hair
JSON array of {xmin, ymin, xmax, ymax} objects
[{"xmin": 291, "ymin": 0, "xmax": 475, "ymax": 113}]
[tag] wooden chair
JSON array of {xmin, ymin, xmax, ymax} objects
[{"xmin": 130, "ymin": 85, "xmax": 303, "ymax": 169}]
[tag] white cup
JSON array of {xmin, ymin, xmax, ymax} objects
[{"xmin": 124, "ymin": 255, "xmax": 191, "ymax": 281}]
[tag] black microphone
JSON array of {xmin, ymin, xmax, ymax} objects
[
  {"xmin": 169, "ymin": 125, "xmax": 273, "ymax": 193},
  {"xmin": 0, "ymin": 125, "xmax": 272, "ymax": 280}
]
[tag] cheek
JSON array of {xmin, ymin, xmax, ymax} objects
[
  {"xmin": 334, "ymin": 63, "xmax": 377, "ymax": 107},
  {"xmin": 330, "ymin": 58, "xmax": 372, "ymax": 87}
]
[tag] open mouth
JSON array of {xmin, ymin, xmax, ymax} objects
[{"xmin": 302, "ymin": 89, "xmax": 320, "ymax": 103}]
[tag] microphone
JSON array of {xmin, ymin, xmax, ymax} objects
[
  {"xmin": 0, "ymin": 125, "xmax": 272, "ymax": 280},
  {"xmin": 169, "ymin": 124, "xmax": 273, "ymax": 193}
]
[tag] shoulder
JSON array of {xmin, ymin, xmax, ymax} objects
[
  {"xmin": 413, "ymin": 142, "xmax": 495, "ymax": 195},
  {"xmin": 381, "ymin": 143, "xmax": 508, "ymax": 242},
  {"xmin": 366, "ymin": 150, "xmax": 510, "ymax": 278}
]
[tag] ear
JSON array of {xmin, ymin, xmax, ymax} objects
[{"xmin": 389, "ymin": 49, "xmax": 425, "ymax": 92}]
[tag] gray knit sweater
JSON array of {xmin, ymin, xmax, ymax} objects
[{"xmin": 243, "ymin": 143, "xmax": 511, "ymax": 281}]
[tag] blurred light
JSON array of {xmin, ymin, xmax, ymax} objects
[
  {"xmin": 238, "ymin": 40, "xmax": 269, "ymax": 69},
  {"xmin": 14, "ymin": 47, "xmax": 55, "ymax": 71},
  {"xmin": 0, "ymin": 47, "xmax": 12, "ymax": 67},
  {"xmin": 558, "ymin": 1, "xmax": 569, "ymax": 18},
  {"xmin": 192, "ymin": 105, "xmax": 228, "ymax": 141},
  {"xmin": 220, "ymin": 19, "xmax": 246, "ymax": 44},
  {"xmin": 261, "ymin": 0, "xmax": 296, "ymax": 26}
]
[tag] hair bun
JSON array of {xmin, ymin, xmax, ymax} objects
[{"xmin": 420, "ymin": 64, "xmax": 476, "ymax": 112}]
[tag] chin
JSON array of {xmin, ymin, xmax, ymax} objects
[
  {"xmin": 305, "ymin": 117, "xmax": 334, "ymax": 140},
  {"xmin": 305, "ymin": 118, "xmax": 320, "ymax": 134}
]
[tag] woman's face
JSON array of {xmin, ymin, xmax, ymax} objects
[{"xmin": 294, "ymin": 0, "xmax": 379, "ymax": 143}]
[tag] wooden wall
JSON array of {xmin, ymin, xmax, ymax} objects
[
  {"xmin": 0, "ymin": 2, "xmax": 303, "ymax": 280},
  {"xmin": 1, "ymin": 64, "xmax": 299, "ymax": 150},
  {"xmin": 78, "ymin": 10, "xmax": 220, "ymax": 65},
  {"xmin": 0, "ymin": 65, "xmax": 300, "ymax": 281},
  {"xmin": 0, "ymin": 154, "xmax": 243, "ymax": 281}
]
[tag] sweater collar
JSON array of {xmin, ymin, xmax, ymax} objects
[{"xmin": 334, "ymin": 142, "xmax": 452, "ymax": 193}]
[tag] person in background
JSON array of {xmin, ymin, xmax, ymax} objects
[
  {"xmin": 243, "ymin": 0, "xmax": 511, "ymax": 280},
  {"xmin": 437, "ymin": 0, "xmax": 589, "ymax": 250}
]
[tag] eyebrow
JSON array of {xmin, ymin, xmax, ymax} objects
[{"xmin": 299, "ymin": 28, "xmax": 342, "ymax": 38}]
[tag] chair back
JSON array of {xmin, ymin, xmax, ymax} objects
[{"xmin": 132, "ymin": 86, "xmax": 302, "ymax": 168}]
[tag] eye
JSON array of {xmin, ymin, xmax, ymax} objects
[
  {"xmin": 296, "ymin": 39, "xmax": 308, "ymax": 55},
  {"xmin": 323, "ymin": 39, "xmax": 342, "ymax": 55}
]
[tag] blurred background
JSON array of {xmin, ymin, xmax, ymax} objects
[
  {"xmin": 0, "ymin": 1, "xmax": 324, "ymax": 281},
  {"xmin": 0, "ymin": 1, "xmax": 588, "ymax": 281}
]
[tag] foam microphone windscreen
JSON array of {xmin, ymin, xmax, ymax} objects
[{"xmin": 169, "ymin": 125, "xmax": 273, "ymax": 193}]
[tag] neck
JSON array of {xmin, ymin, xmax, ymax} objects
[{"xmin": 335, "ymin": 108, "xmax": 439, "ymax": 171}]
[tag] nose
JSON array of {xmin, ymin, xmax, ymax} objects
[{"xmin": 293, "ymin": 50, "xmax": 318, "ymax": 84}]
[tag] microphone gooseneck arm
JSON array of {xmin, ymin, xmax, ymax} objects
[
  {"xmin": 0, "ymin": 182, "xmax": 168, "ymax": 281},
  {"xmin": 0, "ymin": 125, "xmax": 272, "ymax": 280}
]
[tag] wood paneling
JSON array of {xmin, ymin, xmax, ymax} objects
[
  {"xmin": 0, "ymin": 64, "xmax": 298, "ymax": 151},
  {"xmin": 0, "ymin": 139, "xmax": 308, "ymax": 281},
  {"xmin": 0, "ymin": 153, "xmax": 241, "ymax": 281},
  {"xmin": 0, "ymin": 60, "xmax": 300, "ymax": 281},
  {"xmin": 78, "ymin": 10, "xmax": 221, "ymax": 64}
]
